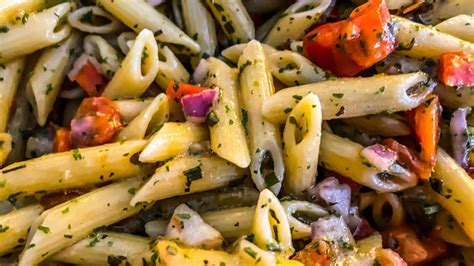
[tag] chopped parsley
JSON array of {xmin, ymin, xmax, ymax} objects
[{"xmin": 183, "ymin": 166, "xmax": 203, "ymax": 192}]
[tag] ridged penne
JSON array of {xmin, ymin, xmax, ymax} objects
[
  {"xmin": 205, "ymin": 0, "xmax": 255, "ymax": 44},
  {"xmin": 0, "ymin": 57, "xmax": 25, "ymax": 132},
  {"xmin": 27, "ymin": 31, "xmax": 81, "ymax": 126},
  {"xmin": 319, "ymin": 131, "xmax": 418, "ymax": 192},
  {"xmin": 0, "ymin": 140, "xmax": 151, "ymax": 200},
  {"xmin": 50, "ymin": 232, "xmax": 150, "ymax": 265},
  {"xmin": 203, "ymin": 57, "xmax": 250, "ymax": 168},
  {"xmin": 283, "ymin": 93, "xmax": 322, "ymax": 196},
  {"xmin": 117, "ymin": 94, "xmax": 169, "ymax": 141},
  {"xmin": 263, "ymin": 0, "xmax": 334, "ymax": 48},
  {"xmin": 68, "ymin": 6, "xmax": 122, "ymax": 34},
  {"xmin": 435, "ymin": 15, "xmax": 474, "ymax": 43},
  {"xmin": 0, "ymin": 204, "xmax": 43, "ymax": 256},
  {"xmin": 97, "ymin": 0, "xmax": 200, "ymax": 54},
  {"xmin": 83, "ymin": 35, "xmax": 122, "ymax": 79},
  {"xmin": 239, "ymin": 40, "xmax": 284, "ymax": 194},
  {"xmin": 131, "ymin": 154, "xmax": 246, "ymax": 205},
  {"xmin": 0, "ymin": 133, "xmax": 12, "ymax": 167},
  {"xmin": 18, "ymin": 178, "xmax": 146, "ymax": 266},
  {"xmin": 262, "ymin": 72, "xmax": 430, "ymax": 124},
  {"xmin": 392, "ymin": 15, "xmax": 474, "ymax": 59},
  {"xmin": 139, "ymin": 122, "xmax": 209, "ymax": 163},
  {"xmin": 103, "ymin": 29, "xmax": 159, "ymax": 99},
  {"xmin": 0, "ymin": 2, "xmax": 74, "ymax": 63}
]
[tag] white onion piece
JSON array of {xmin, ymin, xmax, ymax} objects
[
  {"xmin": 192, "ymin": 59, "xmax": 209, "ymax": 85},
  {"xmin": 450, "ymin": 107, "xmax": 471, "ymax": 168},
  {"xmin": 361, "ymin": 143, "xmax": 398, "ymax": 172},
  {"xmin": 310, "ymin": 177, "xmax": 351, "ymax": 223}
]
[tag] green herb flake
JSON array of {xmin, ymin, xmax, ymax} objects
[
  {"xmin": 176, "ymin": 213, "xmax": 191, "ymax": 220},
  {"xmin": 183, "ymin": 166, "xmax": 203, "ymax": 192},
  {"xmin": 61, "ymin": 207, "xmax": 70, "ymax": 214},
  {"xmin": 332, "ymin": 93, "xmax": 344, "ymax": 99},
  {"xmin": 243, "ymin": 247, "xmax": 258, "ymax": 259},
  {"xmin": 0, "ymin": 26, "xmax": 9, "ymax": 33},
  {"xmin": 72, "ymin": 149, "xmax": 83, "ymax": 160},
  {"xmin": 38, "ymin": 225, "xmax": 51, "ymax": 234},
  {"xmin": 0, "ymin": 224, "xmax": 9, "ymax": 233},
  {"xmin": 206, "ymin": 112, "xmax": 219, "ymax": 127}
]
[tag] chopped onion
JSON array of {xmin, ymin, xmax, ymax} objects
[
  {"xmin": 310, "ymin": 177, "xmax": 351, "ymax": 223},
  {"xmin": 192, "ymin": 59, "xmax": 209, "ymax": 85},
  {"xmin": 361, "ymin": 143, "xmax": 398, "ymax": 172},
  {"xmin": 67, "ymin": 53, "xmax": 102, "ymax": 81},
  {"xmin": 181, "ymin": 89, "xmax": 218, "ymax": 123},
  {"xmin": 450, "ymin": 107, "xmax": 471, "ymax": 168}
]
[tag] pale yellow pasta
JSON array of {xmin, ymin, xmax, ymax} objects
[
  {"xmin": 155, "ymin": 45, "xmax": 190, "ymax": 89},
  {"xmin": 0, "ymin": 205, "xmax": 43, "ymax": 256},
  {"xmin": 239, "ymin": 40, "xmax": 284, "ymax": 194},
  {"xmin": 342, "ymin": 114, "xmax": 411, "ymax": 137},
  {"xmin": 236, "ymin": 238, "xmax": 277, "ymax": 265},
  {"xmin": 263, "ymin": 0, "xmax": 334, "ymax": 48},
  {"xmin": 435, "ymin": 86, "xmax": 474, "ymax": 109},
  {"xmin": 0, "ymin": 2, "xmax": 74, "ymax": 63},
  {"xmin": 131, "ymin": 154, "xmax": 246, "ymax": 205},
  {"xmin": 0, "ymin": 133, "xmax": 12, "ymax": 167},
  {"xmin": 50, "ymin": 232, "xmax": 150, "ymax": 265},
  {"xmin": 27, "ymin": 31, "xmax": 81, "ymax": 126},
  {"xmin": 281, "ymin": 200, "xmax": 327, "ymax": 240},
  {"xmin": 283, "ymin": 94, "xmax": 321, "ymax": 196},
  {"xmin": 262, "ymin": 72, "xmax": 430, "ymax": 124},
  {"xmin": 138, "ymin": 122, "xmax": 209, "ymax": 163},
  {"xmin": 103, "ymin": 29, "xmax": 159, "ymax": 99},
  {"xmin": 422, "ymin": 0, "xmax": 474, "ymax": 25},
  {"xmin": 392, "ymin": 15, "xmax": 474, "ymax": 59},
  {"xmin": 68, "ymin": 6, "xmax": 122, "ymax": 34},
  {"xmin": 201, "ymin": 207, "xmax": 256, "ymax": 239},
  {"xmin": 0, "ymin": 0, "xmax": 46, "ymax": 25},
  {"xmin": 205, "ymin": 0, "xmax": 255, "ymax": 44},
  {"xmin": 435, "ymin": 15, "xmax": 474, "ymax": 43},
  {"xmin": 97, "ymin": 0, "xmax": 200, "ymax": 54},
  {"xmin": 0, "ymin": 140, "xmax": 151, "ymax": 200},
  {"xmin": 436, "ymin": 210, "xmax": 474, "ymax": 247},
  {"xmin": 117, "ymin": 94, "xmax": 169, "ymax": 141},
  {"xmin": 0, "ymin": 57, "xmax": 25, "ymax": 132},
  {"xmin": 83, "ymin": 35, "xmax": 122, "ymax": 79},
  {"xmin": 372, "ymin": 193, "xmax": 405, "ymax": 229},
  {"xmin": 18, "ymin": 178, "xmax": 145, "ymax": 266},
  {"xmin": 203, "ymin": 57, "xmax": 250, "ymax": 168},
  {"xmin": 117, "ymin": 31, "xmax": 137, "ymax": 55},
  {"xmin": 114, "ymin": 98, "xmax": 153, "ymax": 122}
]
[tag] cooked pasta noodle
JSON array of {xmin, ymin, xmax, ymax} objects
[
  {"xmin": 0, "ymin": 57, "xmax": 25, "ymax": 132},
  {"xmin": 372, "ymin": 193, "xmax": 405, "ymax": 229},
  {"xmin": 68, "ymin": 6, "xmax": 122, "ymax": 34}
]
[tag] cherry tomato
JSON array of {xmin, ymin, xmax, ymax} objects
[
  {"xmin": 53, "ymin": 128, "xmax": 73, "ymax": 152},
  {"xmin": 70, "ymin": 97, "xmax": 122, "ymax": 148},
  {"xmin": 438, "ymin": 51, "xmax": 474, "ymax": 87}
]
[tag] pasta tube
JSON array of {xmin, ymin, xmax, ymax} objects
[
  {"xmin": 283, "ymin": 93, "xmax": 322, "ymax": 196},
  {"xmin": 18, "ymin": 178, "xmax": 146, "ymax": 266},
  {"xmin": 102, "ymin": 29, "xmax": 159, "ymax": 99},
  {"xmin": 113, "ymin": 98, "xmax": 153, "ymax": 123},
  {"xmin": 155, "ymin": 45, "xmax": 190, "ymax": 89},
  {"xmin": 236, "ymin": 238, "xmax": 276, "ymax": 265},
  {"xmin": 0, "ymin": 0, "xmax": 46, "ymax": 25},
  {"xmin": 201, "ymin": 207, "xmax": 256, "ymax": 239},
  {"xmin": 0, "ymin": 205, "xmax": 43, "ymax": 256},
  {"xmin": 138, "ymin": 122, "xmax": 209, "ymax": 163},
  {"xmin": 342, "ymin": 114, "xmax": 411, "ymax": 137},
  {"xmin": 83, "ymin": 35, "xmax": 122, "ymax": 79},
  {"xmin": 281, "ymin": 200, "xmax": 327, "ymax": 240},
  {"xmin": 435, "ymin": 15, "xmax": 474, "ymax": 43},
  {"xmin": 0, "ymin": 140, "xmax": 151, "ymax": 200},
  {"xmin": 205, "ymin": 0, "xmax": 255, "ymax": 44},
  {"xmin": 0, "ymin": 133, "xmax": 12, "ymax": 167},
  {"xmin": 435, "ymin": 85, "xmax": 474, "ymax": 109},
  {"xmin": 203, "ymin": 57, "xmax": 250, "ymax": 168},
  {"xmin": 131, "ymin": 154, "xmax": 246, "ymax": 205},
  {"xmin": 0, "ymin": 57, "xmax": 25, "ymax": 132},
  {"xmin": 67, "ymin": 6, "xmax": 122, "ymax": 34},
  {"xmin": 27, "ymin": 31, "xmax": 81, "ymax": 126},
  {"xmin": 0, "ymin": 2, "xmax": 74, "ymax": 63},
  {"xmin": 262, "ymin": 72, "xmax": 430, "ymax": 124},
  {"xmin": 97, "ymin": 0, "xmax": 200, "ymax": 54},
  {"xmin": 239, "ymin": 40, "xmax": 284, "ymax": 194}
]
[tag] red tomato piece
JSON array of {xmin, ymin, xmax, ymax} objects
[
  {"xmin": 303, "ymin": 0, "xmax": 396, "ymax": 77},
  {"xmin": 166, "ymin": 81, "xmax": 208, "ymax": 101},
  {"xmin": 438, "ymin": 52, "xmax": 474, "ymax": 87},
  {"xmin": 53, "ymin": 128, "xmax": 73, "ymax": 153},
  {"xmin": 73, "ymin": 61, "xmax": 106, "ymax": 97},
  {"xmin": 292, "ymin": 240, "xmax": 331, "ymax": 266},
  {"xmin": 70, "ymin": 97, "xmax": 123, "ymax": 148},
  {"xmin": 382, "ymin": 138, "xmax": 431, "ymax": 180}
]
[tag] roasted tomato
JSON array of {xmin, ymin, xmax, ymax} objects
[
  {"xmin": 70, "ymin": 97, "xmax": 122, "ymax": 148},
  {"xmin": 375, "ymin": 249, "xmax": 407, "ymax": 266},
  {"xmin": 70, "ymin": 60, "xmax": 106, "ymax": 97},
  {"xmin": 303, "ymin": 0, "xmax": 396, "ymax": 77},
  {"xmin": 438, "ymin": 52, "xmax": 474, "ymax": 87},
  {"xmin": 53, "ymin": 128, "xmax": 73, "ymax": 152},
  {"xmin": 166, "ymin": 81, "xmax": 208, "ymax": 101},
  {"xmin": 292, "ymin": 240, "xmax": 330, "ymax": 266}
]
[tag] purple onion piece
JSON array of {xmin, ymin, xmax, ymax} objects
[
  {"xmin": 181, "ymin": 89, "xmax": 218, "ymax": 123},
  {"xmin": 450, "ymin": 107, "xmax": 471, "ymax": 168},
  {"xmin": 360, "ymin": 143, "xmax": 398, "ymax": 172},
  {"xmin": 309, "ymin": 177, "xmax": 351, "ymax": 223}
]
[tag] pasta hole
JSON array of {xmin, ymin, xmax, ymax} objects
[
  {"xmin": 292, "ymin": 115, "xmax": 309, "ymax": 145},
  {"xmin": 158, "ymin": 51, "xmax": 167, "ymax": 62},
  {"xmin": 260, "ymin": 151, "xmax": 279, "ymax": 188},
  {"xmin": 54, "ymin": 14, "xmax": 69, "ymax": 33},
  {"xmin": 140, "ymin": 46, "xmax": 153, "ymax": 76},
  {"xmin": 292, "ymin": 210, "xmax": 320, "ymax": 225}
]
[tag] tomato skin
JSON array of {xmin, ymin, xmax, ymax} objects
[
  {"xmin": 292, "ymin": 240, "xmax": 330, "ymax": 266},
  {"xmin": 53, "ymin": 128, "xmax": 73, "ymax": 152},
  {"xmin": 73, "ymin": 61, "xmax": 106, "ymax": 97},
  {"xmin": 166, "ymin": 81, "xmax": 208, "ymax": 101},
  {"xmin": 438, "ymin": 52, "xmax": 474, "ymax": 87},
  {"xmin": 303, "ymin": 0, "xmax": 396, "ymax": 77},
  {"xmin": 70, "ymin": 97, "xmax": 122, "ymax": 148}
]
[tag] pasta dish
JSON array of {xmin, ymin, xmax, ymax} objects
[{"xmin": 0, "ymin": 0, "xmax": 473, "ymax": 265}]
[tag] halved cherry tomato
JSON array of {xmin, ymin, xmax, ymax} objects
[
  {"xmin": 53, "ymin": 128, "xmax": 73, "ymax": 152},
  {"xmin": 405, "ymin": 95, "xmax": 441, "ymax": 175},
  {"xmin": 73, "ymin": 61, "xmax": 106, "ymax": 96},
  {"xmin": 382, "ymin": 138, "xmax": 431, "ymax": 180},
  {"xmin": 303, "ymin": 0, "xmax": 396, "ymax": 77},
  {"xmin": 166, "ymin": 81, "xmax": 208, "ymax": 101},
  {"xmin": 70, "ymin": 97, "xmax": 122, "ymax": 148},
  {"xmin": 438, "ymin": 52, "xmax": 474, "ymax": 87},
  {"xmin": 292, "ymin": 240, "xmax": 330, "ymax": 266}
]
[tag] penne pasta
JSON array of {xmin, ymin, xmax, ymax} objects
[
  {"xmin": 262, "ymin": 72, "xmax": 430, "ymax": 124},
  {"xmin": 0, "ymin": 204, "xmax": 43, "ymax": 256},
  {"xmin": 0, "ymin": 140, "xmax": 151, "ymax": 200},
  {"xmin": 203, "ymin": 57, "xmax": 250, "ymax": 168},
  {"xmin": 201, "ymin": 206, "xmax": 256, "ymax": 240},
  {"xmin": 0, "ymin": 2, "xmax": 74, "ymax": 63},
  {"xmin": 131, "ymin": 154, "xmax": 247, "ymax": 205},
  {"xmin": 117, "ymin": 31, "xmax": 137, "ymax": 55},
  {"xmin": 342, "ymin": 114, "xmax": 411, "ymax": 137},
  {"xmin": 283, "ymin": 93, "xmax": 322, "ymax": 196},
  {"xmin": 392, "ymin": 15, "xmax": 474, "ymax": 59},
  {"xmin": 282, "ymin": 200, "xmax": 327, "ymax": 240},
  {"xmin": 0, "ymin": 0, "xmax": 46, "ymax": 25},
  {"xmin": 27, "ymin": 31, "xmax": 81, "ymax": 126},
  {"xmin": 236, "ymin": 238, "xmax": 276, "ymax": 265},
  {"xmin": 205, "ymin": 0, "xmax": 255, "ymax": 44},
  {"xmin": 435, "ymin": 85, "xmax": 474, "ymax": 109},
  {"xmin": 0, "ymin": 133, "xmax": 13, "ymax": 167},
  {"xmin": 97, "ymin": 0, "xmax": 200, "ymax": 54},
  {"xmin": 103, "ymin": 29, "xmax": 159, "ymax": 99},
  {"xmin": 114, "ymin": 98, "xmax": 153, "ymax": 123},
  {"xmin": 421, "ymin": 0, "xmax": 474, "ymax": 25},
  {"xmin": 239, "ymin": 40, "xmax": 284, "ymax": 194},
  {"xmin": 68, "ymin": 6, "xmax": 122, "ymax": 34},
  {"xmin": 139, "ymin": 122, "xmax": 209, "ymax": 163},
  {"xmin": 83, "ymin": 35, "xmax": 122, "ymax": 79},
  {"xmin": 0, "ymin": 57, "xmax": 25, "ymax": 132},
  {"xmin": 18, "ymin": 178, "xmax": 146, "ymax": 266},
  {"xmin": 435, "ymin": 15, "xmax": 474, "ymax": 43},
  {"xmin": 155, "ymin": 45, "xmax": 190, "ymax": 89}
]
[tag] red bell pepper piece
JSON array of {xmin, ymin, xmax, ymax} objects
[
  {"xmin": 438, "ymin": 51, "xmax": 474, "ymax": 87},
  {"xmin": 53, "ymin": 128, "xmax": 73, "ymax": 153},
  {"xmin": 166, "ymin": 81, "xmax": 208, "ymax": 101},
  {"xmin": 71, "ymin": 61, "xmax": 106, "ymax": 97}
]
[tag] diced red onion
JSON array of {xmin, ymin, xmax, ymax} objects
[
  {"xmin": 147, "ymin": 0, "xmax": 165, "ymax": 6},
  {"xmin": 192, "ymin": 59, "xmax": 209, "ymax": 85},
  {"xmin": 68, "ymin": 53, "xmax": 102, "ymax": 81},
  {"xmin": 181, "ymin": 89, "xmax": 218, "ymax": 123},
  {"xmin": 311, "ymin": 215, "xmax": 353, "ymax": 243},
  {"xmin": 450, "ymin": 107, "xmax": 471, "ymax": 168},
  {"xmin": 310, "ymin": 177, "xmax": 351, "ymax": 223},
  {"xmin": 361, "ymin": 143, "xmax": 398, "ymax": 172}
]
